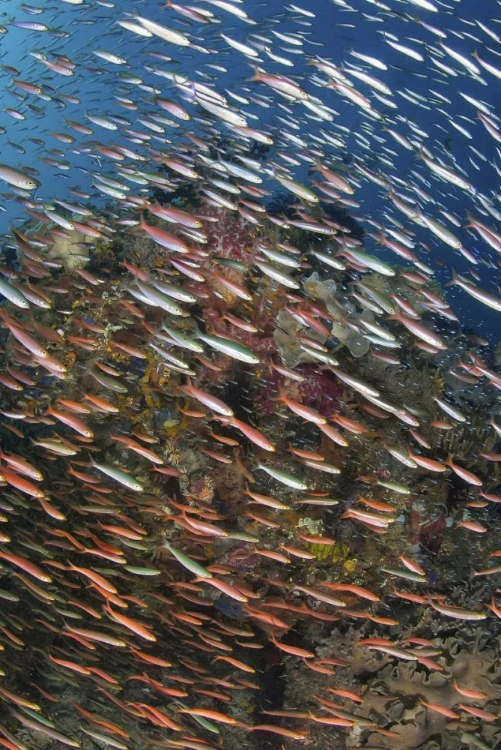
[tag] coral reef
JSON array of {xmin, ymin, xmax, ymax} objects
[{"xmin": 1, "ymin": 200, "xmax": 501, "ymax": 750}]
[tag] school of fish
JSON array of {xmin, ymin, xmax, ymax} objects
[{"xmin": 1, "ymin": 0, "xmax": 501, "ymax": 748}]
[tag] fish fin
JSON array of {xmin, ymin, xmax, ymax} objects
[
  {"xmin": 246, "ymin": 66, "xmax": 262, "ymax": 83},
  {"xmin": 445, "ymin": 269, "xmax": 459, "ymax": 287}
]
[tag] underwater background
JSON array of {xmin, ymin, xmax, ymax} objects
[{"xmin": 0, "ymin": 1, "xmax": 501, "ymax": 749}]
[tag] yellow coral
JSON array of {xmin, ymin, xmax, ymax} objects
[
  {"xmin": 343, "ymin": 558, "xmax": 358, "ymax": 574},
  {"xmin": 140, "ymin": 355, "xmax": 160, "ymax": 409},
  {"xmin": 306, "ymin": 542, "xmax": 350, "ymax": 563}
]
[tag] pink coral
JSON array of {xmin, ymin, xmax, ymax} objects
[
  {"xmin": 201, "ymin": 206, "xmax": 257, "ymax": 264},
  {"xmin": 256, "ymin": 363, "xmax": 343, "ymax": 416}
]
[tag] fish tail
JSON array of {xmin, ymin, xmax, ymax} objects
[
  {"xmin": 445, "ymin": 269, "xmax": 459, "ymax": 287},
  {"xmin": 246, "ymin": 66, "xmax": 262, "ymax": 83}
]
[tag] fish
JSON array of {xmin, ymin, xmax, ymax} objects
[
  {"xmin": 195, "ymin": 331, "xmax": 260, "ymax": 364},
  {"xmin": 255, "ymin": 463, "xmax": 308, "ymax": 490},
  {"xmin": 0, "ymin": 164, "xmax": 40, "ymax": 190},
  {"xmin": 88, "ymin": 457, "xmax": 144, "ymax": 492},
  {"xmin": 1, "ymin": 0, "xmax": 501, "ymax": 746},
  {"xmin": 447, "ymin": 271, "xmax": 501, "ymax": 313},
  {"xmin": 429, "ymin": 602, "xmax": 487, "ymax": 621}
]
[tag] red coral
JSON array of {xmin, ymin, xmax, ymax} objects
[
  {"xmin": 256, "ymin": 364, "xmax": 343, "ymax": 416},
  {"xmin": 201, "ymin": 206, "xmax": 256, "ymax": 264},
  {"xmin": 418, "ymin": 516, "xmax": 446, "ymax": 554},
  {"xmin": 296, "ymin": 365, "xmax": 343, "ymax": 413},
  {"xmin": 225, "ymin": 541, "xmax": 260, "ymax": 572}
]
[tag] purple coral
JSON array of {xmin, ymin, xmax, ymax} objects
[{"xmin": 256, "ymin": 363, "xmax": 343, "ymax": 417}]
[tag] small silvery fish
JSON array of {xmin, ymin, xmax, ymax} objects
[
  {"xmin": 89, "ymin": 457, "xmax": 144, "ymax": 492},
  {"xmin": 196, "ymin": 332, "xmax": 259, "ymax": 364},
  {"xmin": 0, "ymin": 164, "xmax": 39, "ymax": 190},
  {"xmin": 256, "ymin": 463, "xmax": 308, "ymax": 491}
]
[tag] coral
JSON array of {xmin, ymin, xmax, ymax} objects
[
  {"xmin": 357, "ymin": 630, "xmax": 501, "ymax": 750},
  {"xmin": 276, "ymin": 623, "xmax": 501, "ymax": 750},
  {"xmin": 256, "ymin": 362, "xmax": 343, "ymax": 417},
  {"xmin": 302, "ymin": 271, "xmax": 371, "ymax": 357},
  {"xmin": 3, "ymin": 199, "xmax": 501, "ymax": 750},
  {"xmin": 46, "ymin": 227, "xmax": 94, "ymax": 270},
  {"xmin": 202, "ymin": 206, "xmax": 258, "ymax": 265},
  {"xmin": 306, "ymin": 541, "xmax": 351, "ymax": 565},
  {"xmin": 274, "ymin": 308, "xmax": 309, "ymax": 368}
]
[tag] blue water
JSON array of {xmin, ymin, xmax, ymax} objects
[{"xmin": 0, "ymin": 0, "xmax": 499, "ymax": 338}]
